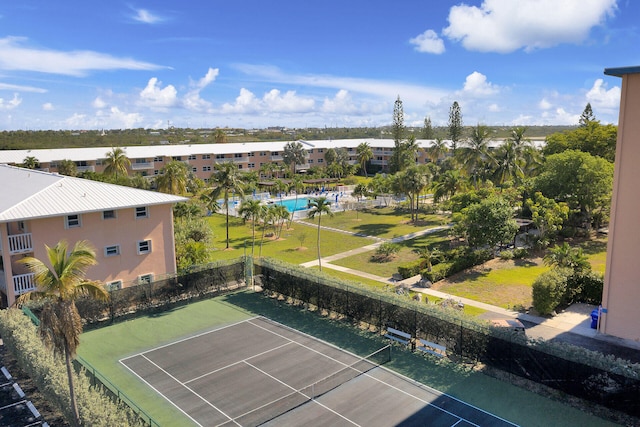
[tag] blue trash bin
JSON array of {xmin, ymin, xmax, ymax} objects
[{"xmin": 590, "ymin": 309, "xmax": 599, "ymax": 329}]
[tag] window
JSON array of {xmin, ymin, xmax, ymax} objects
[
  {"xmin": 188, "ymin": 154, "xmax": 197, "ymax": 160},
  {"xmin": 138, "ymin": 274, "xmax": 153, "ymax": 284},
  {"xmin": 318, "ymin": 158, "xmax": 324, "ymax": 163},
  {"xmin": 202, "ymin": 165, "xmax": 212, "ymax": 172},
  {"xmin": 65, "ymin": 214, "xmax": 81, "ymax": 228},
  {"xmin": 259, "ymin": 152, "xmax": 267, "ymax": 156},
  {"xmin": 318, "ymin": 148, "xmax": 324, "ymax": 153},
  {"xmin": 137, "ymin": 239, "xmax": 152, "ymax": 254},
  {"xmin": 248, "ymin": 152, "xmax": 255, "ymax": 157},
  {"xmin": 96, "ymin": 159, "xmax": 104, "ymax": 166},
  {"xmin": 272, "ymin": 151, "xmax": 279, "ymax": 156},
  {"xmin": 308, "ymin": 150, "xmax": 313, "ymax": 154},
  {"xmin": 135, "ymin": 158, "xmax": 148, "ymax": 164},
  {"xmin": 102, "ymin": 210, "xmax": 116, "ymax": 220},
  {"xmin": 202, "ymin": 154, "xmax": 211, "ymax": 160},
  {"xmin": 154, "ymin": 170, "xmax": 159, "ymax": 175},
  {"xmin": 216, "ymin": 154, "xmax": 225, "ymax": 159},
  {"xmin": 172, "ymin": 156, "xmax": 182, "ymax": 161},
  {"xmin": 192, "ymin": 167, "xmax": 197, "ymax": 173},
  {"xmin": 135, "ymin": 206, "xmax": 149, "ymax": 219},
  {"xmin": 308, "ymin": 159, "xmax": 313, "ymax": 164},
  {"xmin": 234, "ymin": 153, "xmax": 243, "ymax": 158},
  {"xmin": 106, "ymin": 280, "xmax": 122, "ymax": 291},
  {"xmin": 154, "ymin": 156, "xmax": 163, "ymax": 162},
  {"xmin": 248, "ymin": 163, "xmax": 255, "ymax": 168},
  {"xmin": 18, "ymin": 221, "xmax": 25, "ymax": 231},
  {"xmin": 238, "ymin": 164, "xmax": 243, "ymax": 169},
  {"xmin": 104, "ymin": 245, "xmax": 120, "ymax": 257}
]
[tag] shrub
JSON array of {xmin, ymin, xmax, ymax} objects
[
  {"xmin": 373, "ymin": 242, "xmax": 400, "ymax": 262},
  {"xmin": 532, "ymin": 268, "xmax": 572, "ymax": 315},
  {"xmin": 513, "ymin": 247, "xmax": 529, "ymax": 259},
  {"xmin": 568, "ymin": 272, "xmax": 604, "ymax": 305},
  {"xmin": 499, "ymin": 250, "xmax": 514, "ymax": 260},
  {"xmin": 398, "ymin": 259, "xmax": 425, "ymax": 279}
]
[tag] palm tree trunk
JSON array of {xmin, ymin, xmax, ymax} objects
[
  {"xmin": 65, "ymin": 345, "xmax": 81, "ymax": 427},
  {"xmin": 317, "ymin": 215, "xmax": 322, "ymax": 271},
  {"xmin": 225, "ymin": 193, "xmax": 230, "ymax": 249}
]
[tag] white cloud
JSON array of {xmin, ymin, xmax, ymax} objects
[
  {"xmin": 42, "ymin": 102, "xmax": 54, "ymax": 111},
  {"xmin": 263, "ymin": 89, "xmax": 315, "ymax": 113},
  {"xmin": 586, "ymin": 78, "xmax": 620, "ymax": 111},
  {"xmin": 443, "ymin": 0, "xmax": 617, "ymax": 53},
  {"xmin": 539, "ymin": 98, "xmax": 553, "ymax": 110},
  {"xmin": 488, "ymin": 103, "xmax": 500, "ymax": 112},
  {"xmin": 132, "ymin": 8, "xmax": 163, "ymax": 24},
  {"xmin": 461, "ymin": 71, "xmax": 499, "ymax": 96},
  {"xmin": 183, "ymin": 68, "xmax": 219, "ymax": 112},
  {"xmin": 409, "ymin": 30, "xmax": 445, "ymax": 54},
  {"xmin": 0, "ymin": 36, "xmax": 165, "ymax": 76},
  {"xmin": 92, "ymin": 97, "xmax": 107, "ymax": 109},
  {"xmin": 138, "ymin": 77, "xmax": 178, "ymax": 109},
  {"xmin": 221, "ymin": 88, "xmax": 260, "ymax": 114},
  {"xmin": 0, "ymin": 93, "xmax": 21, "ymax": 110},
  {"xmin": 99, "ymin": 107, "xmax": 144, "ymax": 128},
  {"xmin": 0, "ymin": 82, "xmax": 46, "ymax": 93},
  {"xmin": 541, "ymin": 107, "xmax": 580, "ymax": 125}
]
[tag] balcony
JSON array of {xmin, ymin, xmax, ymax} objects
[
  {"xmin": 13, "ymin": 273, "xmax": 36, "ymax": 296},
  {"xmin": 132, "ymin": 161, "xmax": 155, "ymax": 170},
  {"xmin": 233, "ymin": 157, "xmax": 249, "ymax": 163},
  {"xmin": 76, "ymin": 165, "xmax": 95, "ymax": 173},
  {"xmin": 271, "ymin": 156, "xmax": 283, "ymax": 161},
  {"xmin": 8, "ymin": 233, "xmax": 33, "ymax": 254}
]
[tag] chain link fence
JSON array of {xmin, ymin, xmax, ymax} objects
[{"xmin": 255, "ymin": 257, "xmax": 640, "ymax": 418}]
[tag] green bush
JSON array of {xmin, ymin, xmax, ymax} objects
[
  {"xmin": 568, "ymin": 272, "xmax": 604, "ymax": 305},
  {"xmin": 532, "ymin": 268, "xmax": 572, "ymax": 315},
  {"xmin": 499, "ymin": 250, "xmax": 514, "ymax": 260},
  {"xmin": 0, "ymin": 309, "xmax": 145, "ymax": 427},
  {"xmin": 513, "ymin": 248, "xmax": 529, "ymax": 259},
  {"xmin": 398, "ymin": 259, "xmax": 426, "ymax": 279}
]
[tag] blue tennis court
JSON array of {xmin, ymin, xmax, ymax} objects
[{"xmin": 120, "ymin": 317, "xmax": 519, "ymax": 427}]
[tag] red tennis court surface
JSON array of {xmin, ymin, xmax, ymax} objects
[{"xmin": 120, "ymin": 316, "xmax": 518, "ymax": 426}]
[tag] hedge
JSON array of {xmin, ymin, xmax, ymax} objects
[{"xmin": 0, "ymin": 309, "xmax": 145, "ymax": 427}]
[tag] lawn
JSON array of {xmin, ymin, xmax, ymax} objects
[
  {"xmin": 206, "ymin": 213, "xmax": 373, "ymax": 264},
  {"xmin": 330, "ymin": 228, "xmax": 451, "ymax": 278},
  {"xmin": 432, "ymin": 258, "xmax": 550, "ymax": 310},
  {"xmin": 298, "ymin": 206, "xmax": 449, "ymax": 239}
]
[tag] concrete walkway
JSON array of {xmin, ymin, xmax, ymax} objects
[{"xmin": 296, "ymin": 222, "xmax": 640, "ymax": 356}]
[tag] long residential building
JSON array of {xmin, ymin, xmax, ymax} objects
[
  {"xmin": 0, "ymin": 165, "xmax": 187, "ymax": 307},
  {"xmin": 0, "ymin": 138, "xmax": 520, "ymax": 181}
]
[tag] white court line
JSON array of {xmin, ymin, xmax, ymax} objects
[
  {"xmin": 249, "ymin": 317, "xmax": 518, "ymax": 427},
  {"xmin": 119, "ymin": 316, "xmax": 260, "ymax": 363},
  {"xmin": 222, "ymin": 359, "xmax": 359, "ymax": 427}
]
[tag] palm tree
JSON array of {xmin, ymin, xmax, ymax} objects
[
  {"xmin": 238, "ymin": 199, "xmax": 262, "ymax": 255},
  {"xmin": 307, "ymin": 197, "xmax": 333, "ymax": 271},
  {"xmin": 425, "ymin": 136, "xmax": 448, "ymax": 164},
  {"xmin": 156, "ymin": 160, "xmax": 189, "ymax": 195},
  {"xmin": 543, "ymin": 242, "xmax": 591, "ymax": 272},
  {"xmin": 356, "ymin": 142, "xmax": 373, "ymax": 177},
  {"xmin": 103, "ymin": 147, "xmax": 131, "ymax": 179},
  {"xmin": 22, "ymin": 156, "xmax": 40, "ymax": 169},
  {"xmin": 459, "ymin": 124, "xmax": 493, "ymax": 187},
  {"xmin": 17, "ymin": 240, "xmax": 109, "ymax": 427},
  {"xmin": 288, "ymin": 175, "xmax": 305, "ymax": 228},
  {"xmin": 209, "ymin": 162, "xmax": 245, "ymax": 249},
  {"xmin": 282, "ymin": 141, "xmax": 307, "ymax": 177},
  {"xmin": 432, "ymin": 169, "xmax": 465, "ymax": 203}
]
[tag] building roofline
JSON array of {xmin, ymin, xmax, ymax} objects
[{"xmin": 604, "ymin": 66, "xmax": 640, "ymax": 77}]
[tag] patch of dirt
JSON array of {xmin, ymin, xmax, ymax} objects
[{"xmin": 296, "ymin": 247, "xmax": 308, "ymax": 251}]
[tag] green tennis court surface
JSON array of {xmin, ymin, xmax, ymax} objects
[{"xmin": 120, "ymin": 316, "xmax": 518, "ymax": 427}]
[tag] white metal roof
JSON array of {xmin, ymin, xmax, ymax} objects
[
  {"xmin": 0, "ymin": 164, "xmax": 187, "ymax": 222},
  {"xmin": 0, "ymin": 139, "xmax": 414, "ymax": 164}
]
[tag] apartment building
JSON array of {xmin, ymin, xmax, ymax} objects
[
  {"xmin": 0, "ymin": 165, "xmax": 186, "ymax": 307},
  {"xmin": 600, "ymin": 66, "xmax": 640, "ymax": 341},
  {"xmin": 0, "ymin": 139, "xmax": 443, "ymax": 181}
]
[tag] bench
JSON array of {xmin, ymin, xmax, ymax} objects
[
  {"xmin": 384, "ymin": 327, "xmax": 411, "ymax": 346},
  {"xmin": 416, "ymin": 338, "xmax": 446, "ymax": 358}
]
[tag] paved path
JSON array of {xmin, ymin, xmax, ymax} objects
[{"xmin": 295, "ymin": 222, "xmax": 640, "ymax": 359}]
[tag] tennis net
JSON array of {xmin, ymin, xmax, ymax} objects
[{"xmin": 233, "ymin": 344, "xmax": 391, "ymax": 426}]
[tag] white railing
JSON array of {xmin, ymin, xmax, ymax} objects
[
  {"xmin": 76, "ymin": 165, "xmax": 95, "ymax": 172},
  {"xmin": 271, "ymin": 156, "xmax": 283, "ymax": 161},
  {"xmin": 132, "ymin": 162, "xmax": 155, "ymax": 170},
  {"xmin": 8, "ymin": 233, "xmax": 33, "ymax": 254},
  {"xmin": 233, "ymin": 157, "xmax": 249, "ymax": 163},
  {"xmin": 13, "ymin": 273, "xmax": 36, "ymax": 295}
]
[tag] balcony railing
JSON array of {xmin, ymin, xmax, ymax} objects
[
  {"xmin": 8, "ymin": 233, "xmax": 33, "ymax": 254},
  {"xmin": 132, "ymin": 162, "xmax": 155, "ymax": 170},
  {"xmin": 76, "ymin": 165, "xmax": 95, "ymax": 172},
  {"xmin": 271, "ymin": 156, "xmax": 283, "ymax": 161},
  {"xmin": 233, "ymin": 157, "xmax": 249, "ymax": 163},
  {"xmin": 13, "ymin": 273, "xmax": 36, "ymax": 296}
]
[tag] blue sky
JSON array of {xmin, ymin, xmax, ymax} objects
[{"xmin": 0, "ymin": 0, "xmax": 637, "ymax": 131}]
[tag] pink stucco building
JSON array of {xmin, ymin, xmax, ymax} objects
[
  {"xmin": 0, "ymin": 165, "xmax": 186, "ymax": 307},
  {"xmin": 601, "ymin": 66, "xmax": 640, "ymax": 342}
]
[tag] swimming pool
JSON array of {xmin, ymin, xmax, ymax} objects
[{"xmin": 273, "ymin": 197, "xmax": 312, "ymax": 212}]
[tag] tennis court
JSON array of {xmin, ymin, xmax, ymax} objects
[{"xmin": 120, "ymin": 316, "xmax": 518, "ymax": 427}]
